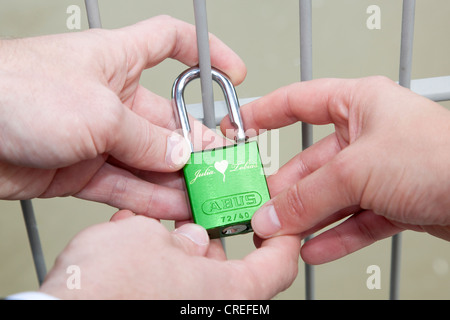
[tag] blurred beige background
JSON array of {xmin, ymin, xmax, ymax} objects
[{"xmin": 1, "ymin": 0, "xmax": 449, "ymax": 299}]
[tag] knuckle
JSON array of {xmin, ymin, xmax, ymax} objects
[
  {"xmin": 331, "ymin": 151, "xmax": 368, "ymax": 206},
  {"xmin": 362, "ymin": 75, "xmax": 395, "ymax": 88},
  {"xmin": 330, "ymin": 153, "xmax": 357, "ymax": 198},
  {"xmin": 109, "ymin": 175, "xmax": 128, "ymax": 205},
  {"xmin": 356, "ymin": 76, "xmax": 397, "ymax": 97},
  {"xmin": 283, "ymin": 183, "xmax": 307, "ymax": 227}
]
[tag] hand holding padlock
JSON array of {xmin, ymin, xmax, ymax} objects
[{"xmin": 172, "ymin": 67, "xmax": 271, "ymax": 238}]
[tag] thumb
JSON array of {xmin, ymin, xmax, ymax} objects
[
  {"xmin": 172, "ymin": 223, "xmax": 210, "ymax": 256},
  {"xmin": 251, "ymin": 151, "xmax": 359, "ymax": 238},
  {"xmin": 110, "ymin": 209, "xmax": 136, "ymax": 222},
  {"xmin": 108, "ymin": 106, "xmax": 191, "ymax": 172}
]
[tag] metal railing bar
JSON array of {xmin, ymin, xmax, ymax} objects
[
  {"xmin": 299, "ymin": 0, "xmax": 315, "ymax": 300},
  {"xmin": 390, "ymin": 234, "xmax": 403, "ymax": 299},
  {"xmin": 186, "ymin": 97, "xmax": 257, "ymax": 124},
  {"xmin": 409, "ymin": 76, "xmax": 450, "ymax": 102},
  {"xmin": 399, "ymin": 0, "xmax": 416, "ymax": 89},
  {"xmin": 193, "ymin": 0, "xmax": 216, "ymax": 130},
  {"xmin": 84, "ymin": 0, "xmax": 102, "ymax": 29},
  {"xmin": 20, "ymin": 200, "xmax": 47, "ymax": 285},
  {"xmin": 390, "ymin": 0, "xmax": 416, "ymax": 301},
  {"xmin": 192, "ymin": 0, "xmax": 227, "ymax": 251}
]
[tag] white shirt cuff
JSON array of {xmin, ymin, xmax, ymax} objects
[{"xmin": 5, "ymin": 291, "xmax": 60, "ymax": 300}]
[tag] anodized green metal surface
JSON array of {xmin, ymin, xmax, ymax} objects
[{"xmin": 183, "ymin": 141, "xmax": 270, "ymax": 238}]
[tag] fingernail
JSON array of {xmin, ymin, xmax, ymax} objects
[
  {"xmin": 173, "ymin": 224, "xmax": 209, "ymax": 246},
  {"xmin": 252, "ymin": 204, "xmax": 281, "ymax": 238},
  {"xmin": 166, "ymin": 133, "xmax": 190, "ymax": 169}
]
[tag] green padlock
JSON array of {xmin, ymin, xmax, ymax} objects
[{"xmin": 172, "ymin": 67, "xmax": 271, "ymax": 238}]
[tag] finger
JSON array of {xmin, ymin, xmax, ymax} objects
[
  {"xmin": 252, "ymin": 144, "xmax": 367, "ymax": 238},
  {"xmin": 253, "ymin": 207, "xmax": 360, "ymax": 245},
  {"xmin": 421, "ymin": 225, "xmax": 450, "ymax": 242},
  {"xmin": 174, "ymin": 219, "xmax": 227, "ymax": 260},
  {"xmin": 264, "ymin": 132, "xmax": 360, "ymax": 241},
  {"xmin": 127, "ymin": 85, "xmax": 177, "ymax": 130},
  {"xmin": 188, "ymin": 116, "xmax": 232, "ymax": 151},
  {"xmin": 107, "ymin": 156, "xmax": 186, "ymax": 190},
  {"xmin": 108, "ymin": 104, "xmax": 191, "ymax": 172},
  {"xmin": 115, "ymin": 15, "xmax": 247, "ymax": 85},
  {"xmin": 267, "ymin": 133, "xmax": 341, "ymax": 196},
  {"xmin": 114, "ymin": 90, "xmax": 230, "ymax": 171},
  {"xmin": 130, "ymin": 85, "xmax": 230, "ymax": 143},
  {"xmin": 38, "ymin": 154, "xmax": 107, "ymax": 198},
  {"xmin": 204, "ymin": 239, "xmax": 228, "ymax": 261},
  {"xmin": 128, "ymin": 86, "xmax": 222, "ymax": 146},
  {"xmin": 74, "ymin": 162, "xmax": 190, "ymax": 221},
  {"xmin": 110, "ymin": 209, "xmax": 136, "ymax": 222},
  {"xmin": 298, "ymin": 205, "xmax": 362, "ymax": 239},
  {"xmin": 236, "ymin": 235, "xmax": 301, "ymax": 299},
  {"xmin": 172, "ymin": 223, "xmax": 210, "ymax": 256},
  {"xmin": 220, "ymin": 78, "xmax": 357, "ymax": 138},
  {"xmin": 105, "ymin": 110, "xmax": 230, "ymax": 186},
  {"xmin": 134, "ymin": 170, "xmax": 185, "ymax": 190},
  {"xmin": 300, "ymin": 211, "xmax": 404, "ymax": 265}
]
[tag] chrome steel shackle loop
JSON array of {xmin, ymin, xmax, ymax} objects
[{"xmin": 171, "ymin": 66, "xmax": 246, "ymax": 153}]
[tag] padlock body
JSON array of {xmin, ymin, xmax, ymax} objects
[{"xmin": 183, "ymin": 141, "xmax": 270, "ymax": 238}]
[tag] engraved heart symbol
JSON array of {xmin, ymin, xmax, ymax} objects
[{"xmin": 214, "ymin": 160, "xmax": 228, "ymax": 182}]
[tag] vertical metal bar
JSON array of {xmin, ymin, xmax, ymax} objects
[
  {"xmin": 84, "ymin": 0, "xmax": 102, "ymax": 29},
  {"xmin": 390, "ymin": 0, "xmax": 416, "ymax": 300},
  {"xmin": 192, "ymin": 0, "xmax": 227, "ymax": 251},
  {"xmin": 299, "ymin": 0, "xmax": 314, "ymax": 300},
  {"xmin": 193, "ymin": 0, "xmax": 216, "ymax": 129},
  {"xmin": 21, "ymin": 200, "xmax": 47, "ymax": 285},
  {"xmin": 300, "ymin": 0, "xmax": 313, "ymax": 83},
  {"xmin": 390, "ymin": 234, "xmax": 403, "ymax": 299},
  {"xmin": 399, "ymin": 0, "xmax": 416, "ymax": 89}
]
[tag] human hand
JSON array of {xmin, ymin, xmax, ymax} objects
[
  {"xmin": 0, "ymin": 15, "xmax": 246, "ymax": 221},
  {"xmin": 221, "ymin": 77, "xmax": 450, "ymax": 264},
  {"xmin": 39, "ymin": 210, "xmax": 300, "ymax": 299}
]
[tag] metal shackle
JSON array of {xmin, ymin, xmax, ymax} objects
[{"xmin": 171, "ymin": 67, "xmax": 246, "ymax": 152}]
